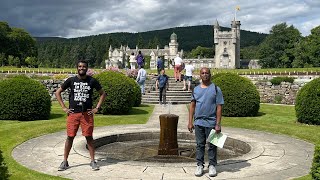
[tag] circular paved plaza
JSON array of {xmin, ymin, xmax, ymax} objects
[{"xmin": 13, "ymin": 104, "xmax": 314, "ymax": 180}]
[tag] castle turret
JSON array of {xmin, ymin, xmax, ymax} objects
[
  {"xmin": 169, "ymin": 32, "xmax": 178, "ymax": 59},
  {"xmin": 214, "ymin": 19, "xmax": 220, "ymax": 44},
  {"xmin": 231, "ymin": 19, "xmax": 237, "ymax": 44}
]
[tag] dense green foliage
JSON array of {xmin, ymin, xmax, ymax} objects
[
  {"xmin": 0, "ymin": 75, "xmax": 51, "ymax": 121},
  {"xmin": 35, "ymin": 25, "xmax": 267, "ymax": 68},
  {"xmin": 0, "ymin": 148, "xmax": 9, "ymax": 180},
  {"xmin": 184, "ymin": 46, "xmax": 214, "ymax": 58},
  {"xmin": 293, "ymin": 26, "xmax": 320, "ymax": 68},
  {"xmin": 270, "ymin": 76, "xmax": 295, "ymax": 85},
  {"xmin": 258, "ymin": 23, "xmax": 302, "ymax": 68},
  {"xmin": 257, "ymin": 23, "xmax": 320, "ymax": 68},
  {"xmin": 0, "ymin": 22, "xmax": 37, "ymax": 67},
  {"xmin": 295, "ymin": 78, "xmax": 320, "ymax": 125},
  {"xmin": 311, "ymin": 145, "xmax": 320, "ymax": 180},
  {"xmin": 93, "ymin": 71, "xmax": 139, "ymax": 114},
  {"xmin": 212, "ymin": 73, "xmax": 260, "ymax": 117}
]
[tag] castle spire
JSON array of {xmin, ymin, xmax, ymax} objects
[{"xmin": 214, "ymin": 19, "xmax": 220, "ymax": 29}]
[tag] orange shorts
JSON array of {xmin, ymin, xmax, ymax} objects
[{"xmin": 66, "ymin": 112, "xmax": 94, "ymax": 137}]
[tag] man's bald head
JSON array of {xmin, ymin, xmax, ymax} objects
[{"xmin": 200, "ymin": 67, "xmax": 211, "ymax": 75}]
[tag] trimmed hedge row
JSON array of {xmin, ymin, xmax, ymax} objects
[
  {"xmin": 311, "ymin": 145, "xmax": 320, "ymax": 180},
  {"xmin": 212, "ymin": 73, "xmax": 260, "ymax": 117},
  {"xmin": 0, "ymin": 148, "xmax": 9, "ymax": 180},
  {"xmin": 270, "ymin": 76, "xmax": 295, "ymax": 85},
  {"xmin": 0, "ymin": 75, "xmax": 51, "ymax": 121},
  {"xmin": 93, "ymin": 71, "xmax": 141, "ymax": 115},
  {"xmin": 295, "ymin": 77, "xmax": 320, "ymax": 125}
]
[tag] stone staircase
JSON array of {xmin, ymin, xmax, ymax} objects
[{"xmin": 142, "ymin": 76, "xmax": 197, "ymax": 104}]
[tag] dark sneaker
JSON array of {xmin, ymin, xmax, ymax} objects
[
  {"xmin": 90, "ymin": 161, "xmax": 100, "ymax": 171},
  {"xmin": 58, "ymin": 161, "xmax": 69, "ymax": 171}
]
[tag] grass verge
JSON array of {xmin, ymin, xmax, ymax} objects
[
  {"xmin": 222, "ymin": 104, "xmax": 319, "ymax": 180},
  {"xmin": 0, "ymin": 102, "xmax": 154, "ymax": 179}
]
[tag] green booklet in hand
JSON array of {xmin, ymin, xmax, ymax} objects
[{"xmin": 206, "ymin": 129, "xmax": 227, "ymax": 148}]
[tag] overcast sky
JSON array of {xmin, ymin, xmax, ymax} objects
[{"xmin": 1, "ymin": 0, "xmax": 319, "ymax": 38}]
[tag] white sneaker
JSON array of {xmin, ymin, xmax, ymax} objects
[
  {"xmin": 194, "ymin": 165, "xmax": 204, "ymax": 177},
  {"xmin": 209, "ymin": 165, "xmax": 217, "ymax": 177}
]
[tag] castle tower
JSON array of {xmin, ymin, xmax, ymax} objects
[
  {"xmin": 169, "ymin": 32, "xmax": 178, "ymax": 59},
  {"xmin": 213, "ymin": 19, "xmax": 220, "ymax": 44},
  {"xmin": 213, "ymin": 19, "xmax": 241, "ymax": 69}
]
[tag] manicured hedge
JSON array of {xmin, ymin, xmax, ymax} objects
[
  {"xmin": 311, "ymin": 145, "xmax": 320, "ymax": 180},
  {"xmin": 212, "ymin": 73, "xmax": 260, "ymax": 117},
  {"xmin": 0, "ymin": 148, "xmax": 9, "ymax": 180},
  {"xmin": 295, "ymin": 78, "xmax": 320, "ymax": 125},
  {"xmin": 270, "ymin": 76, "xmax": 295, "ymax": 85},
  {"xmin": 129, "ymin": 78, "xmax": 142, "ymax": 107},
  {"xmin": 93, "ymin": 71, "xmax": 140, "ymax": 114},
  {"xmin": 0, "ymin": 75, "xmax": 51, "ymax": 121}
]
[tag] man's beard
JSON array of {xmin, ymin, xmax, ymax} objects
[{"xmin": 78, "ymin": 70, "xmax": 87, "ymax": 76}]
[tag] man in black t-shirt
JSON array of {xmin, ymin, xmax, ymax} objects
[{"xmin": 55, "ymin": 60, "xmax": 106, "ymax": 171}]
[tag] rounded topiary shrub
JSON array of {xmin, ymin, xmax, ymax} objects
[
  {"xmin": 0, "ymin": 148, "xmax": 9, "ymax": 180},
  {"xmin": 0, "ymin": 75, "xmax": 51, "ymax": 121},
  {"xmin": 212, "ymin": 73, "xmax": 260, "ymax": 117},
  {"xmin": 295, "ymin": 78, "xmax": 320, "ymax": 125},
  {"xmin": 128, "ymin": 78, "xmax": 142, "ymax": 107},
  {"xmin": 93, "ymin": 71, "xmax": 137, "ymax": 114}
]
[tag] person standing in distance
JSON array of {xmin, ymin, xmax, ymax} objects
[
  {"xmin": 182, "ymin": 60, "xmax": 195, "ymax": 91},
  {"xmin": 129, "ymin": 52, "xmax": 136, "ymax": 70},
  {"xmin": 156, "ymin": 69, "xmax": 169, "ymax": 105},
  {"xmin": 56, "ymin": 60, "xmax": 106, "ymax": 171},
  {"xmin": 156, "ymin": 56, "xmax": 164, "ymax": 75},
  {"xmin": 136, "ymin": 51, "xmax": 144, "ymax": 69},
  {"xmin": 136, "ymin": 64, "xmax": 147, "ymax": 95},
  {"xmin": 173, "ymin": 54, "xmax": 183, "ymax": 82},
  {"xmin": 188, "ymin": 67, "xmax": 224, "ymax": 177}
]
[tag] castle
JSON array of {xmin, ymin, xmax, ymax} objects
[
  {"xmin": 106, "ymin": 33, "xmax": 183, "ymax": 69},
  {"xmin": 106, "ymin": 19, "xmax": 241, "ymax": 69}
]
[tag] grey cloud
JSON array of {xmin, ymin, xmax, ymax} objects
[{"xmin": 0, "ymin": 0, "xmax": 319, "ymax": 37}]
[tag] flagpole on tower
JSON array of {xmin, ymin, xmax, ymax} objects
[{"xmin": 235, "ymin": 5, "xmax": 240, "ymax": 21}]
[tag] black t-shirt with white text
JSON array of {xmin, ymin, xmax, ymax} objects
[{"xmin": 61, "ymin": 76, "xmax": 102, "ymax": 113}]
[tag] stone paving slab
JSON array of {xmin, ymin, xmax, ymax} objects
[{"xmin": 12, "ymin": 104, "xmax": 314, "ymax": 180}]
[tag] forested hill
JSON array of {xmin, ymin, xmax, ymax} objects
[
  {"xmin": 35, "ymin": 25, "xmax": 267, "ymax": 51},
  {"xmin": 35, "ymin": 25, "xmax": 267, "ymax": 68}
]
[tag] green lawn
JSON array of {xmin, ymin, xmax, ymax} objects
[
  {"xmin": 0, "ymin": 102, "xmax": 154, "ymax": 180},
  {"xmin": 223, "ymin": 104, "xmax": 320, "ymax": 145},
  {"xmin": 0, "ymin": 103, "xmax": 318, "ymax": 179},
  {"xmin": 222, "ymin": 104, "xmax": 319, "ymax": 180}
]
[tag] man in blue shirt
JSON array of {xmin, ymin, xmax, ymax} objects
[
  {"xmin": 188, "ymin": 67, "xmax": 224, "ymax": 177},
  {"xmin": 156, "ymin": 69, "xmax": 169, "ymax": 104},
  {"xmin": 156, "ymin": 56, "xmax": 164, "ymax": 75}
]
